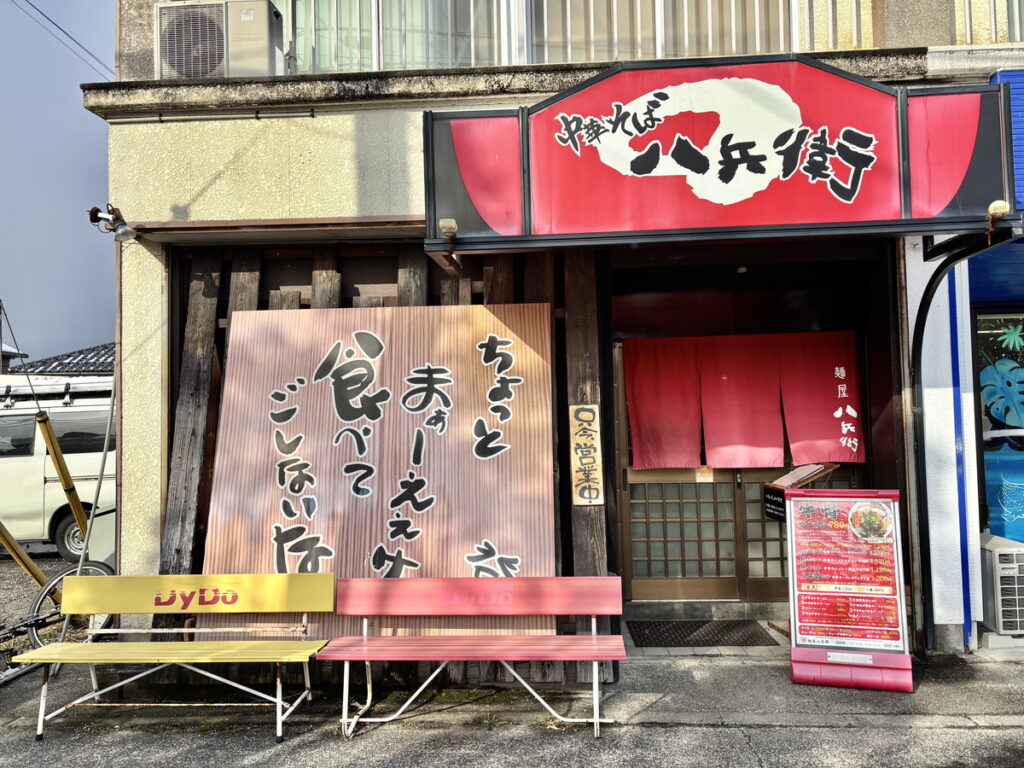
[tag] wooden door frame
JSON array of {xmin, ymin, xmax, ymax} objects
[
  {"xmin": 735, "ymin": 468, "xmax": 789, "ymax": 602},
  {"xmin": 613, "ymin": 343, "xmax": 632, "ymax": 600}
]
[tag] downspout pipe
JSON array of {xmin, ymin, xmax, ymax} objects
[{"xmin": 910, "ymin": 229, "xmax": 1016, "ymax": 651}]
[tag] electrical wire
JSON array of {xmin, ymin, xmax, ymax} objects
[
  {"xmin": 16, "ymin": 0, "xmax": 114, "ymax": 77},
  {"xmin": 3, "ymin": 0, "xmax": 112, "ymax": 81}
]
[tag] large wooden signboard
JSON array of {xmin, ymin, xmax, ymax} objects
[{"xmin": 202, "ymin": 304, "xmax": 554, "ymax": 638}]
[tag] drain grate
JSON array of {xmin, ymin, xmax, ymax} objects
[{"xmin": 626, "ymin": 619, "xmax": 778, "ymax": 648}]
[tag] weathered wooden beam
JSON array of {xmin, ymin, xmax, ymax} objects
[
  {"xmin": 224, "ymin": 253, "xmax": 260, "ymax": 358},
  {"xmin": 563, "ymin": 250, "xmax": 612, "ymax": 683},
  {"xmin": 397, "ymin": 252, "xmax": 428, "ymax": 306},
  {"xmin": 523, "ymin": 252, "xmax": 555, "ymax": 305},
  {"xmin": 159, "ymin": 255, "xmax": 223, "ymax": 579},
  {"xmin": 268, "ymin": 289, "xmax": 301, "ymax": 310},
  {"xmin": 564, "ymin": 252, "xmax": 601, "ymax": 405},
  {"xmin": 352, "ymin": 295, "xmax": 384, "ymax": 308},
  {"xmin": 311, "ymin": 253, "xmax": 342, "ymax": 309},
  {"xmin": 523, "ymin": 250, "xmax": 566, "ymax": 684},
  {"xmin": 439, "ymin": 277, "xmax": 472, "ymax": 306},
  {"xmin": 483, "ymin": 254, "xmax": 514, "ymax": 304},
  {"xmin": 426, "ymin": 249, "xmax": 465, "ymax": 278}
]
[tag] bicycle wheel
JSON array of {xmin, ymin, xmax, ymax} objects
[{"xmin": 27, "ymin": 561, "xmax": 114, "ymax": 648}]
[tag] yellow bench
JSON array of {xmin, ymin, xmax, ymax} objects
[{"xmin": 13, "ymin": 573, "xmax": 332, "ymax": 743}]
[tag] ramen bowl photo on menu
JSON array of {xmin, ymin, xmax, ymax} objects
[{"xmin": 849, "ymin": 502, "xmax": 894, "ymax": 542}]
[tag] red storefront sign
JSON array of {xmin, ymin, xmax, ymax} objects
[
  {"xmin": 530, "ymin": 61, "xmax": 900, "ymax": 234},
  {"xmin": 424, "ymin": 55, "xmax": 1012, "ymax": 251},
  {"xmin": 786, "ymin": 488, "xmax": 912, "ymax": 692}
]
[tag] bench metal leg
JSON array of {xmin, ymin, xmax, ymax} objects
[
  {"xmin": 275, "ymin": 662, "xmax": 284, "ymax": 744},
  {"xmin": 497, "ymin": 661, "xmax": 612, "ymax": 736},
  {"xmin": 40, "ymin": 663, "xmax": 173, "ymax": 733},
  {"xmin": 89, "ymin": 665, "xmax": 100, "ymax": 701},
  {"xmin": 32, "ymin": 661, "xmax": 312, "ymax": 742},
  {"xmin": 340, "ymin": 660, "xmax": 375, "ymax": 739},
  {"xmin": 342, "ymin": 660, "xmax": 447, "ymax": 737},
  {"xmin": 592, "ymin": 661, "xmax": 600, "ymax": 738},
  {"xmin": 364, "ymin": 661, "xmax": 373, "ymax": 715},
  {"xmin": 341, "ymin": 661, "xmax": 350, "ymax": 736},
  {"xmin": 35, "ymin": 665, "xmax": 50, "ymax": 741},
  {"xmin": 178, "ymin": 661, "xmax": 310, "ymax": 741},
  {"xmin": 303, "ymin": 661, "xmax": 312, "ymax": 702}
]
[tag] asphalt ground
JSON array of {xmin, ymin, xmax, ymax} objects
[
  {"xmin": 2, "ymin": 557, "xmax": 1024, "ymax": 766},
  {"xmin": 0, "ymin": 652, "xmax": 1021, "ymax": 767}
]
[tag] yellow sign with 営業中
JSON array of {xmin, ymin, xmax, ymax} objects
[{"xmin": 569, "ymin": 405, "xmax": 604, "ymax": 506}]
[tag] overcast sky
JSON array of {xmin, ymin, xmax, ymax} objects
[{"xmin": 0, "ymin": 1, "xmax": 114, "ymax": 361}]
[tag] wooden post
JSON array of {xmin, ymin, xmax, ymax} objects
[
  {"xmin": 159, "ymin": 254, "xmax": 223, "ymax": 583},
  {"xmin": 269, "ymin": 289, "xmax": 301, "ymax": 310},
  {"xmin": 225, "ymin": 253, "xmax": 261, "ymax": 359},
  {"xmin": 352, "ymin": 296, "xmax": 384, "ymax": 308},
  {"xmin": 563, "ymin": 250, "xmax": 612, "ymax": 683},
  {"xmin": 523, "ymin": 251, "xmax": 566, "ymax": 684},
  {"xmin": 312, "ymin": 253, "xmax": 342, "ymax": 309},
  {"xmin": 439, "ymin": 277, "xmax": 472, "ymax": 306},
  {"xmin": 483, "ymin": 254, "xmax": 514, "ymax": 303},
  {"xmin": 397, "ymin": 252, "xmax": 428, "ymax": 307}
]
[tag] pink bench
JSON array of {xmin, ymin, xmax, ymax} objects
[{"xmin": 317, "ymin": 576, "xmax": 626, "ymax": 737}]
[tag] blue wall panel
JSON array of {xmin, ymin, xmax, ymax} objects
[
  {"xmin": 980, "ymin": 73, "xmax": 1024, "ymax": 304},
  {"xmin": 969, "ymin": 239, "xmax": 1024, "ymax": 303},
  {"xmin": 992, "ymin": 70, "xmax": 1024, "ymax": 210}
]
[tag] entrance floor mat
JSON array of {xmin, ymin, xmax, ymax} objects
[{"xmin": 626, "ymin": 619, "xmax": 778, "ymax": 647}]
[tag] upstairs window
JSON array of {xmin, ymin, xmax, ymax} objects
[{"xmin": 283, "ymin": 0, "xmax": 812, "ymax": 75}]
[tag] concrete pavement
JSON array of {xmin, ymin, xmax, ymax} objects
[{"xmin": 1, "ymin": 651, "xmax": 1022, "ymax": 767}]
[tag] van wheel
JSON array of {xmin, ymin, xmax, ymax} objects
[{"xmin": 54, "ymin": 515, "xmax": 86, "ymax": 563}]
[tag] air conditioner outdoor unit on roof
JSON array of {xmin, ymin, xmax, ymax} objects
[{"xmin": 154, "ymin": 0, "xmax": 284, "ymax": 80}]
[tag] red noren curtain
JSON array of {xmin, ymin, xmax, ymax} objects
[
  {"xmin": 780, "ymin": 331, "xmax": 865, "ymax": 464},
  {"xmin": 699, "ymin": 335, "xmax": 785, "ymax": 468},
  {"xmin": 623, "ymin": 338, "xmax": 702, "ymax": 469},
  {"xmin": 624, "ymin": 332, "xmax": 865, "ymax": 469}
]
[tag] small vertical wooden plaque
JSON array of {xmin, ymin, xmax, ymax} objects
[{"xmin": 568, "ymin": 404, "xmax": 604, "ymax": 506}]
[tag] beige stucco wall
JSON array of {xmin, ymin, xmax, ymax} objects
[
  {"xmin": 117, "ymin": 237, "xmax": 168, "ymax": 578},
  {"xmin": 109, "ymin": 102, "xmax": 511, "ymax": 223}
]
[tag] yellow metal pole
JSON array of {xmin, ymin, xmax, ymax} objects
[
  {"xmin": 0, "ymin": 517, "xmax": 57, "ymax": 601},
  {"xmin": 35, "ymin": 412, "xmax": 89, "ymax": 535}
]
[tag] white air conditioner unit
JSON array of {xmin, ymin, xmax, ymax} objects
[
  {"xmin": 154, "ymin": 0, "xmax": 284, "ymax": 80},
  {"xmin": 981, "ymin": 533, "xmax": 1024, "ymax": 635}
]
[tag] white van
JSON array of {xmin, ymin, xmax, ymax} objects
[{"xmin": 0, "ymin": 375, "xmax": 116, "ymax": 564}]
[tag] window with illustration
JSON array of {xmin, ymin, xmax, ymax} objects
[{"xmin": 977, "ymin": 313, "xmax": 1024, "ymax": 542}]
